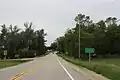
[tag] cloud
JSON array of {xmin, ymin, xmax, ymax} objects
[{"xmin": 0, "ymin": 0, "xmax": 119, "ymax": 46}]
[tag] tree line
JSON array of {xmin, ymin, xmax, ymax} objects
[
  {"xmin": 51, "ymin": 13, "xmax": 120, "ymax": 59},
  {"xmin": 0, "ymin": 22, "xmax": 47, "ymax": 59}
]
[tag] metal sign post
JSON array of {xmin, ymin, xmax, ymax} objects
[
  {"xmin": 85, "ymin": 48, "xmax": 95, "ymax": 63},
  {"xmin": 89, "ymin": 52, "xmax": 91, "ymax": 63}
]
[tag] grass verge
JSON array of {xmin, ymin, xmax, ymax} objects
[
  {"xmin": 58, "ymin": 54, "xmax": 120, "ymax": 80},
  {"xmin": 0, "ymin": 59, "xmax": 32, "ymax": 69}
]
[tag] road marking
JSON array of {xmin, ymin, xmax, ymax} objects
[
  {"xmin": 11, "ymin": 68, "xmax": 33, "ymax": 80},
  {"xmin": 11, "ymin": 64, "xmax": 41, "ymax": 80},
  {"xmin": 57, "ymin": 57, "xmax": 75, "ymax": 80}
]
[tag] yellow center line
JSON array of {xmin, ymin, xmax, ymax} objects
[
  {"xmin": 11, "ymin": 69, "xmax": 33, "ymax": 80},
  {"xmin": 11, "ymin": 64, "xmax": 41, "ymax": 80}
]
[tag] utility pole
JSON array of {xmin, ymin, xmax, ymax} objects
[
  {"xmin": 75, "ymin": 13, "xmax": 83, "ymax": 58},
  {"xmin": 79, "ymin": 23, "xmax": 80, "ymax": 58}
]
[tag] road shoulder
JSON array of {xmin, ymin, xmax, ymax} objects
[{"xmin": 58, "ymin": 56, "xmax": 110, "ymax": 80}]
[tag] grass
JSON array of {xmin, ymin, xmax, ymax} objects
[
  {"xmin": 58, "ymin": 54, "xmax": 120, "ymax": 80},
  {"xmin": 0, "ymin": 59, "xmax": 32, "ymax": 69}
]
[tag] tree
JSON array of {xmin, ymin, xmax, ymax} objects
[
  {"xmin": 35, "ymin": 29, "xmax": 47, "ymax": 55},
  {"xmin": 55, "ymin": 13, "xmax": 120, "ymax": 59},
  {"xmin": 0, "ymin": 24, "xmax": 8, "ymax": 59},
  {"xmin": 0, "ymin": 22, "xmax": 47, "ymax": 59},
  {"xmin": 50, "ymin": 42, "xmax": 57, "ymax": 51}
]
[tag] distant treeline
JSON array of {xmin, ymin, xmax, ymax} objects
[
  {"xmin": 0, "ymin": 22, "xmax": 47, "ymax": 59},
  {"xmin": 51, "ymin": 13, "xmax": 120, "ymax": 58}
]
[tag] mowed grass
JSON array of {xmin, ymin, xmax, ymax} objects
[
  {"xmin": 0, "ymin": 60, "xmax": 31, "ymax": 69},
  {"xmin": 92, "ymin": 58, "xmax": 120, "ymax": 66},
  {"xmin": 58, "ymin": 54, "xmax": 120, "ymax": 80}
]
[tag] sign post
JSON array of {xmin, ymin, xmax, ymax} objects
[
  {"xmin": 4, "ymin": 50, "xmax": 7, "ymax": 59},
  {"xmin": 89, "ymin": 52, "xmax": 91, "ymax": 63},
  {"xmin": 85, "ymin": 48, "xmax": 95, "ymax": 63}
]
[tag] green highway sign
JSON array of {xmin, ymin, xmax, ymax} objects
[
  {"xmin": 85, "ymin": 48, "xmax": 95, "ymax": 63},
  {"xmin": 85, "ymin": 48, "xmax": 95, "ymax": 53}
]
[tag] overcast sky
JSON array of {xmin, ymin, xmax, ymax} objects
[{"xmin": 0, "ymin": 0, "xmax": 120, "ymax": 46}]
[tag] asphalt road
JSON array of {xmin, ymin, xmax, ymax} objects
[{"xmin": 0, "ymin": 53, "xmax": 88, "ymax": 80}]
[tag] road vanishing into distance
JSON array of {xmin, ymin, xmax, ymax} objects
[{"xmin": 0, "ymin": 53, "xmax": 87, "ymax": 80}]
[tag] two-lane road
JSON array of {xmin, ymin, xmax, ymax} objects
[{"xmin": 0, "ymin": 53, "xmax": 87, "ymax": 80}]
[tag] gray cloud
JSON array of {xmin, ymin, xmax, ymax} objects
[{"xmin": 0, "ymin": 0, "xmax": 119, "ymax": 46}]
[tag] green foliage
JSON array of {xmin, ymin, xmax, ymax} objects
[
  {"xmin": 19, "ymin": 50, "xmax": 38, "ymax": 58},
  {"xmin": 50, "ymin": 42, "xmax": 57, "ymax": 51},
  {"xmin": 55, "ymin": 13, "xmax": 120, "ymax": 58},
  {"xmin": 0, "ymin": 60, "xmax": 31, "ymax": 69},
  {"xmin": 0, "ymin": 22, "xmax": 47, "ymax": 59}
]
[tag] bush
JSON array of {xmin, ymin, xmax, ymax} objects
[{"xmin": 19, "ymin": 50, "xmax": 38, "ymax": 58}]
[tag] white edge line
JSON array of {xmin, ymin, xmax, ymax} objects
[{"xmin": 57, "ymin": 57, "xmax": 75, "ymax": 80}]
